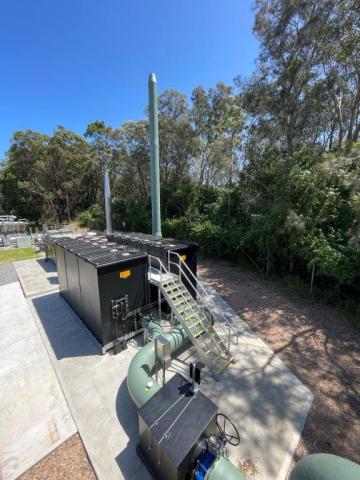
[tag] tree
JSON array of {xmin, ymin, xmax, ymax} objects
[
  {"xmin": 242, "ymin": 0, "xmax": 360, "ymax": 153},
  {"xmin": 2, "ymin": 127, "xmax": 95, "ymax": 222},
  {"xmin": 191, "ymin": 83, "xmax": 243, "ymax": 185},
  {"xmin": 158, "ymin": 89, "xmax": 197, "ymax": 183}
]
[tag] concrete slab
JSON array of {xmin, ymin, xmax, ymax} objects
[
  {"xmin": 14, "ymin": 258, "xmax": 58, "ymax": 297},
  {"xmin": 171, "ymin": 279, "xmax": 314, "ymax": 479},
  {"xmin": 29, "ymin": 281, "xmax": 313, "ymax": 480},
  {"xmin": 0, "ymin": 263, "xmax": 18, "ymax": 286},
  {"xmin": 0, "ymin": 282, "xmax": 77, "ymax": 480},
  {"xmin": 29, "ymin": 292, "xmax": 152, "ymax": 480}
]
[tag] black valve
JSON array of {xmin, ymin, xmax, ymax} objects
[{"xmin": 216, "ymin": 413, "xmax": 240, "ymax": 446}]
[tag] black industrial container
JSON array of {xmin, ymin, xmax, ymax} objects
[
  {"xmin": 53, "ymin": 236, "xmax": 149, "ymax": 351},
  {"xmin": 54, "ymin": 243, "xmax": 68, "ymax": 300},
  {"xmin": 107, "ymin": 232, "xmax": 199, "ymax": 299},
  {"xmin": 138, "ymin": 373, "xmax": 218, "ymax": 480}
]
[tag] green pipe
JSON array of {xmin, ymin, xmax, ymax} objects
[
  {"xmin": 148, "ymin": 73, "xmax": 162, "ymax": 237},
  {"xmin": 127, "ymin": 324, "xmax": 360, "ymax": 480},
  {"xmin": 207, "ymin": 456, "xmax": 246, "ymax": 480},
  {"xmin": 127, "ymin": 321, "xmax": 188, "ymax": 408},
  {"xmin": 127, "ymin": 321, "xmax": 246, "ymax": 480},
  {"xmin": 290, "ymin": 454, "xmax": 360, "ymax": 480}
]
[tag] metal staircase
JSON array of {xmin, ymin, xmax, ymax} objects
[{"xmin": 148, "ymin": 255, "xmax": 235, "ymax": 376}]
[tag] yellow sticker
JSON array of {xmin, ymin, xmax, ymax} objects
[
  {"xmin": 119, "ymin": 270, "xmax": 131, "ymax": 279},
  {"xmin": 180, "ymin": 254, "xmax": 187, "ymax": 261}
]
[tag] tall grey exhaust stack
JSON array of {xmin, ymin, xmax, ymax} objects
[
  {"xmin": 104, "ymin": 169, "xmax": 113, "ymax": 235},
  {"xmin": 148, "ymin": 73, "xmax": 162, "ymax": 237}
]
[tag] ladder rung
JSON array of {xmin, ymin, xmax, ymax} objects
[
  {"xmin": 211, "ymin": 351, "xmax": 227, "ymax": 365},
  {"xmin": 194, "ymin": 329, "xmax": 207, "ymax": 338},
  {"xmin": 170, "ymin": 291, "xmax": 188, "ymax": 299},
  {"xmin": 184, "ymin": 313, "xmax": 198, "ymax": 323},
  {"xmin": 163, "ymin": 281, "xmax": 179, "ymax": 289},
  {"xmin": 178, "ymin": 305, "xmax": 193, "ymax": 315},
  {"xmin": 199, "ymin": 333, "xmax": 214, "ymax": 345},
  {"xmin": 217, "ymin": 356, "xmax": 235, "ymax": 374},
  {"xmin": 174, "ymin": 298, "xmax": 189, "ymax": 307},
  {"xmin": 188, "ymin": 319, "xmax": 203, "ymax": 329},
  {"xmin": 167, "ymin": 286, "xmax": 183, "ymax": 294}
]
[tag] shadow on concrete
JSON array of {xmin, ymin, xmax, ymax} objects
[
  {"xmin": 48, "ymin": 276, "xmax": 59, "ymax": 285},
  {"xmin": 36, "ymin": 257, "xmax": 56, "ymax": 273},
  {"xmin": 32, "ymin": 292, "xmax": 102, "ymax": 360},
  {"xmin": 115, "ymin": 377, "xmax": 151, "ymax": 479},
  {"xmin": 199, "ymin": 259, "xmax": 360, "ymax": 466}
]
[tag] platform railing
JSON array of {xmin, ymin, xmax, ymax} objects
[
  {"xmin": 148, "ymin": 254, "xmax": 233, "ymax": 372},
  {"xmin": 167, "ymin": 251, "xmax": 236, "ymax": 349}
]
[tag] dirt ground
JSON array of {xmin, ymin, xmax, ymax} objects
[
  {"xmin": 19, "ymin": 434, "xmax": 96, "ymax": 480},
  {"xmin": 198, "ymin": 259, "xmax": 360, "ymax": 474}
]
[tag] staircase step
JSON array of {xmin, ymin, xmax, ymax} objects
[
  {"xmin": 162, "ymin": 280, "xmax": 180, "ymax": 289},
  {"xmin": 169, "ymin": 291, "xmax": 189, "ymax": 300},
  {"xmin": 217, "ymin": 357, "xmax": 235, "ymax": 374},
  {"xmin": 194, "ymin": 329, "xmax": 207, "ymax": 338},
  {"xmin": 210, "ymin": 351, "xmax": 228, "ymax": 366},
  {"xmin": 166, "ymin": 286, "xmax": 184, "ymax": 294},
  {"xmin": 178, "ymin": 305, "xmax": 194, "ymax": 315},
  {"xmin": 184, "ymin": 314, "xmax": 203, "ymax": 325},
  {"xmin": 198, "ymin": 333, "xmax": 214, "ymax": 346},
  {"xmin": 174, "ymin": 298, "xmax": 191, "ymax": 307},
  {"xmin": 204, "ymin": 348, "xmax": 213, "ymax": 356},
  {"xmin": 188, "ymin": 319, "xmax": 204, "ymax": 329},
  {"xmin": 155, "ymin": 266, "xmax": 234, "ymax": 375}
]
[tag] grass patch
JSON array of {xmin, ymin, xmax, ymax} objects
[{"xmin": 0, "ymin": 247, "xmax": 40, "ymax": 264}]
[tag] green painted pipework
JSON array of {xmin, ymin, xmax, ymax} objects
[
  {"xmin": 290, "ymin": 453, "xmax": 360, "ymax": 480},
  {"xmin": 148, "ymin": 73, "xmax": 162, "ymax": 237},
  {"xmin": 127, "ymin": 321, "xmax": 188, "ymax": 409},
  {"xmin": 127, "ymin": 321, "xmax": 245, "ymax": 480},
  {"xmin": 206, "ymin": 456, "xmax": 246, "ymax": 480}
]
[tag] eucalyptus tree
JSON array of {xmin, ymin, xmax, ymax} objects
[
  {"xmin": 242, "ymin": 0, "xmax": 360, "ymax": 153},
  {"xmin": 2, "ymin": 127, "xmax": 95, "ymax": 222},
  {"xmin": 158, "ymin": 89, "xmax": 197, "ymax": 183},
  {"xmin": 191, "ymin": 82, "xmax": 243, "ymax": 185}
]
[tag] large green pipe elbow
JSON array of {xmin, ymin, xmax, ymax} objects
[
  {"xmin": 127, "ymin": 322, "xmax": 246, "ymax": 480},
  {"xmin": 207, "ymin": 456, "xmax": 246, "ymax": 480},
  {"xmin": 127, "ymin": 321, "xmax": 189, "ymax": 409},
  {"xmin": 290, "ymin": 454, "xmax": 360, "ymax": 480}
]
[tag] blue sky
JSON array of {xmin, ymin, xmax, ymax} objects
[{"xmin": 0, "ymin": 0, "xmax": 258, "ymax": 158}]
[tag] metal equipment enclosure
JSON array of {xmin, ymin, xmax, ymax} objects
[
  {"xmin": 107, "ymin": 232, "xmax": 199, "ymax": 299},
  {"xmin": 138, "ymin": 373, "xmax": 218, "ymax": 480},
  {"xmin": 108, "ymin": 232, "xmax": 198, "ymax": 276},
  {"xmin": 52, "ymin": 236, "xmax": 149, "ymax": 350}
]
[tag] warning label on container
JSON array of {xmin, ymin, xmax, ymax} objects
[
  {"xmin": 180, "ymin": 254, "xmax": 187, "ymax": 261},
  {"xmin": 119, "ymin": 270, "xmax": 131, "ymax": 279}
]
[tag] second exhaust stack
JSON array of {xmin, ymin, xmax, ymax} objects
[
  {"xmin": 148, "ymin": 73, "xmax": 162, "ymax": 237},
  {"xmin": 104, "ymin": 169, "xmax": 113, "ymax": 235}
]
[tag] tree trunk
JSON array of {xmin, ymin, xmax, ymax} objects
[
  {"xmin": 66, "ymin": 194, "xmax": 71, "ymax": 223},
  {"xmin": 346, "ymin": 75, "xmax": 360, "ymax": 145},
  {"xmin": 310, "ymin": 264, "xmax": 315, "ymax": 295},
  {"xmin": 329, "ymin": 90, "xmax": 343, "ymax": 148}
]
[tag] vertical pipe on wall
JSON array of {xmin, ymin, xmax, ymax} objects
[
  {"xmin": 148, "ymin": 73, "xmax": 162, "ymax": 237},
  {"xmin": 104, "ymin": 169, "xmax": 113, "ymax": 235}
]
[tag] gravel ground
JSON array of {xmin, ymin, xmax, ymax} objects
[
  {"xmin": 19, "ymin": 434, "xmax": 96, "ymax": 480},
  {"xmin": 0, "ymin": 263, "xmax": 18, "ymax": 286},
  {"xmin": 198, "ymin": 259, "xmax": 360, "ymax": 475}
]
